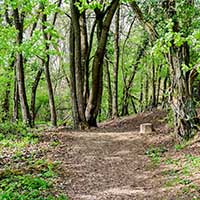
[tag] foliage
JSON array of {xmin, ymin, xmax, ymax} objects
[
  {"xmin": 0, "ymin": 122, "xmax": 27, "ymax": 136},
  {"xmin": 146, "ymin": 145, "xmax": 200, "ymax": 198},
  {"xmin": 0, "ymin": 122, "xmax": 39, "ymax": 146},
  {"xmin": 0, "ymin": 0, "xmax": 200, "ymax": 132},
  {"xmin": 0, "ymin": 123, "xmax": 69, "ymax": 199},
  {"xmin": 145, "ymin": 146, "xmax": 167, "ymax": 164},
  {"xmin": 0, "ymin": 174, "xmax": 68, "ymax": 200},
  {"xmin": 164, "ymin": 154, "xmax": 200, "ymax": 197}
]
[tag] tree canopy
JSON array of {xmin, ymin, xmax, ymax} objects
[{"xmin": 0, "ymin": 0, "xmax": 200, "ymax": 139}]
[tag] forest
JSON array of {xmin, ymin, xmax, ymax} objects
[{"xmin": 1, "ymin": 0, "xmax": 200, "ymax": 199}]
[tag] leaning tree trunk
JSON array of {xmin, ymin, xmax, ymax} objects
[
  {"xmin": 13, "ymin": 8, "xmax": 32, "ymax": 126},
  {"xmin": 42, "ymin": 5, "xmax": 57, "ymax": 127},
  {"xmin": 30, "ymin": 68, "xmax": 43, "ymax": 125},
  {"xmin": 85, "ymin": 0, "xmax": 119, "ymax": 126},
  {"xmin": 121, "ymin": 38, "xmax": 148, "ymax": 115},
  {"xmin": 43, "ymin": 56, "xmax": 57, "ymax": 127}
]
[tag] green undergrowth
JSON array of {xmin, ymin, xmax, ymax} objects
[
  {"xmin": 145, "ymin": 146, "xmax": 167, "ymax": 165},
  {"xmin": 0, "ymin": 122, "xmax": 38, "ymax": 148},
  {"xmin": 145, "ymin": 144, "xmax": 200, "ymax": 199},
  {"xmin": 0, "ymin": 122, "xmax": 68, "ymax": 200}
]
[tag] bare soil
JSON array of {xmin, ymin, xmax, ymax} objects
[{"xmin": 40, "ymin": 109, "xmax": 200, "ymax": 199}]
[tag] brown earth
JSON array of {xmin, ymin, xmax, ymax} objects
[
  {"xmin": 41, "ymin": 109, "xmax": 200, "ymax": 200},
  {"xmin": 2, "ymin": 109, "xmax": 200, "ymax": 199}
]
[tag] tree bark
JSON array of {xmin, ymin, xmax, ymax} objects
[
  {"xmin": 69, "ymin": 23, "xmax": 79, "ymax": 128},
  {"xmin": 13, "ymin": 65, "xmax": 19, "ymax": 122},
  {"xmin": 139, "ymin": 77, "xmax": 144, "ymax": 112},
  {"xmin": 30, "ymin": 68, "xmax": 43, "ymax": 124},
  {"xmin": 80, "ymin": 12, "xmax": 89, "ymax": 109},
  {"xmin": 70, "ymin": 0, "xmax": 87, "ymax": 128},
  {"xmin": 166, "ymin": 0, "xmax": 197, "ymax": 139},
  {"xmin": 2, "ymin": 82, "xmax": 11, "ymax": 121},
  {"xmin": 13, "ymin": 8, "xmax": 32, "ymax": 126},
  {"xmin": 121, "ymin": 38, "xmax": 148, "ymax": 115},
  {"xmin": 105, "ymin": 58, "xmax": 112, "ymax": 118},
  {"xmin": 152, "ymin": 60, "xmax": 156, "ymax": 108},
  {"xmin": 156, "ymin": 65, "xmax": 162, "ymax": 106},
  {"xmin": 85, "ymin": 0, "xmax": 119, "ymax": 126},
  {"xmin": 130, "ymin": 0, "xmax": 198, "ymax": 139},
  {"xmin": 112, "ymin": 6, "xmax": 120, "ymax": 118},
  {"xmin": 145, "ymin": 72, "xmax": 149, "ymax": 109},
  {"xmin": 1, "ymin": 60, "xmax": 14, "ymax": 121},
  {"xmin": 41, "ymin": 4, "xmax": 57, "ymax": 127},
  {"xmin": 161, "ymin": 71, "xmax": 169, "ymax": 108}
]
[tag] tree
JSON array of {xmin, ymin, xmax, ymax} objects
[
  {"xmin": 85, "ymin": 0, "xmax": 119, "ymax": 126},
  {"xmin": 112, "ymin": 6, "xmax": 120, "ymax": 118},
  {"xmin": 164, "ymin": 0, "xmax": 198, "ymax": 139},
  {"xmin": 130, "ymin": 0, "xmax": 200, "ymax": 139},
  {"xmin": 41, "ymin": 2, "xmax": 58, "ymax": 127},
  {"xmin": 13, "ymin": 7, "xmax": 32, "ymax": 126},
  {"xmin": 70, "ymin": 0, "xmax": 88, "ymax": 128}
]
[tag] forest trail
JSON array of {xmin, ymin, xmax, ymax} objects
[
  {"xmin": 47, "ymin": 131, "xmax": 171, "ymax": 200},
  {"xmin": 41, "ymin": 109, "xmax": 200, "ymax": 200}
]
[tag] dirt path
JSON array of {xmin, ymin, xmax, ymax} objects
[
  {"xmin": 1, "ymin": 109, "xmax": 200, "ymax": 199},
  {"xmin": 42, "ymin": 110, "xmax": 181, "ymax": 200},
  {"xmin": 47, "ymin": 131, "xmax": 170, "ymax": 200}
]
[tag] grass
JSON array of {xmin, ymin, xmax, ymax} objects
[
  {"xmin": 145, "ymin": 144, "xmax": 200, "ymax": 198},
  {"xmin": 145, "ymin": 146, "xmax": 167, "ymax": 165},
  {"xmin": 0, "ymin": 174, "xmax": 68, "ymax": 200},
  {"xmin": 0, "ymin": 122, "xmax": 69, "ymax": 200}
]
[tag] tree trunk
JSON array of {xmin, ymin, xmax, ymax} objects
[
  {"xmin": 2, "ymin": 82, "xmax": 11, "ymax": 121},
  {"xmin": 121, "ymin": 38, "xmax": 148, "ymax": 115},
  {"xmin": 30, "ymin": 68, "xmax": 43, "ymax": 125},
  {"xmin": 168, "ymin": 44, "xmax": 196, "ymax": 139},
  {"xmin": 130, "ymin": 0, "xmax": 197, "ymax": 139},
  {"xmin": 161, "ymin": 72, "xmax": 169, "ymax": 108},
  {"xmin": 44, "ymin": 57, "xmax": 57, "ymax": 127},
  {"xmin": 85, "ymin": 0, "xmax": 119, "ymax": 126},
  {"xmin": 42, "ymin": 5, "xmax": 57, "ymax": 127},
  {"xmin": 80, "ymin": 12, "xmax": 89, "ymax": 109},
  {"xmin": 13, "ymin": 8, "xmax": 32, "ymax": 126},
  {"xmin": 105, "ymin": 59, "xmax": 112, "ymax": 118},
  {"xmin": 156, "ymin": 65, "xmax": 162, "ymax": 106},
  {"xmin": 112, "ymin": 6, "xmax": 120, "ymax": 118},
  {"xmin": 166, "ymin": 0, "xmax": 197, "ymax": 139},
  {"xmin": 131, "ymin": 97, "xmax": 137, "ymax": 114},
  {"xmin": 145, "ymin": 72, "xmax": 149, "ymax": 109},
  {"xmin": 152, "ymin": 61, "xmax": 156, "ymax": 108},
  {"xmin": 13, "ymin": 65, "xmax": 19, "ymax": 122},
  {"xmin": 121, "ymin": 90, "xmax": 129, "ymax": 116},
  {"xmin": 139, "ymin": 77, "xmax": 144, "ymax": 112},
  {"xmin": 70, "ymin": 0, "xmax": 87, "ymax": 128},
  {"xmin": 69, "ymin": 23, "xmax": 79, "ymax": 128}
]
